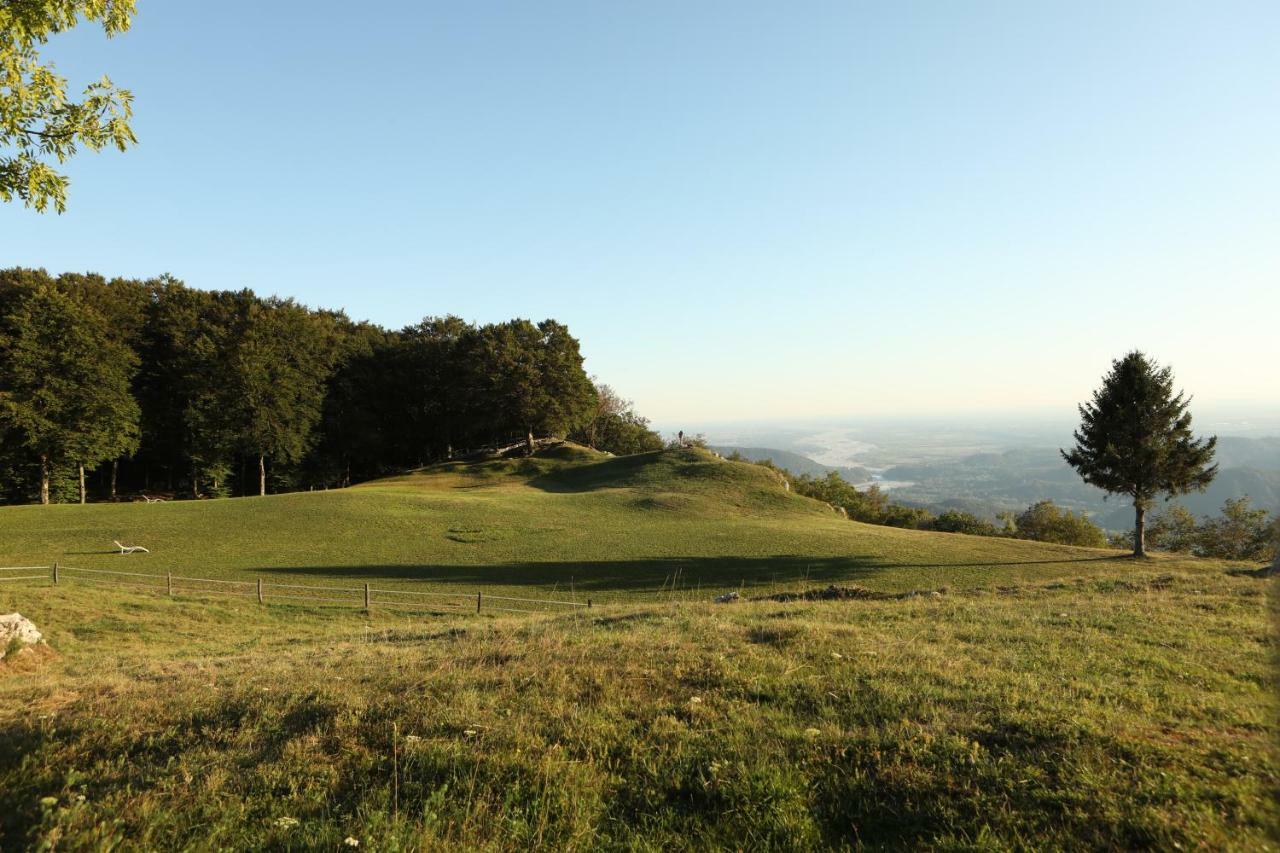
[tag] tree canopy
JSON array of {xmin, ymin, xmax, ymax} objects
[
  {"xmin": 569, "ymin": 381, "xmax": 664, "ymax": 457},
  {"xmin": 0, "ymin": 280, "xmax": 139, "ymax": 503},
  {"xmin": 1, "ymin": 0, "xmax": 138, "ymax": 212}
]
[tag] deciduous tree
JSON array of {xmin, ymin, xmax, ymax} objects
[
  {"xmin": 1, "ymin": 0, "xmax": 138, "ymax": 212},
  {"xmin": 227, "ymin": 297, "xmax": 340, "ymax": 495},
  {"xmin": 1146, "ymin": 504, "xmax": 1200, "ymax": 553},
  {"xmin": 0, "ymin": 283, "xmax": 139, "ymax": 503},
  {"xmin": 475, "ymin": 319, "xmax": 595, "ymax": 455},
  {"xmin": 1196, "ymin": 497, "xmax": 1275, "ymax": 562},
  {"xmin": 1012, "ymin": 500, "xmax": 1106, "ymax": 548}
]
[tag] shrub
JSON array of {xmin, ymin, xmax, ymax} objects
[
  {"xmin": 1146, "ymin": 505, "xmax": 1200, "ymax": 553},
  {"xmin": 1195, "ymin": 497, "xmax": 1276, "ymax": 562},
  {"xmin": 1013, "ymin": 501, "xmax": 1107, "ymax": 548},
  {"xmin": 584, "ymin": 412, "xmax": 664, "ymax": 456},
  {"xmin": 1141, "ymin": 499, "xmax": 1277, "ymax": 562},
  {"xmin": 881, "ymin": 504, "xmax": 935, "ymax": 530},
  {"xmin": 931, "ymin": 510, "xmax": 1000, "ymax": 537}
]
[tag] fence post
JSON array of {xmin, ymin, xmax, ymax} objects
[
  {"xmin": 257, "ymin": 578, "xmax": 263, "ymax": 605},
  {"xmin": 167, "ymin": 573, "xmax": 173, "ymax": 596},
  {"xmin": 364, "ymin": 583, "xmax": 370, "ymax": 612},
  {"xmin": 587, "ymin": 598, "xmax": 591, "ymax": 609},
  {"xmin": 52, "ymin": 562, "xmax": 59, "ymax": 585},
  {"xmin": 476, "ymin": 592, "xmax": 481, "ymax": 613}
]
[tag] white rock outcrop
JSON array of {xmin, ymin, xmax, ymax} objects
[{"xmin": 0, "ymin": 613, "xmax": 43, "ymax": 657}]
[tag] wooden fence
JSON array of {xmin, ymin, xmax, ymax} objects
[{"xmin": 0, "ymin": 564, "xmax": 591, "ymax": 616}]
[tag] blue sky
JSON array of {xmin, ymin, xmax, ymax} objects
[{"xmin": 3, "ymin": 1, "xmax": 1277, "ymax": 422}]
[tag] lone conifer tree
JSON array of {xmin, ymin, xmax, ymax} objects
[{"xmin": 1062, "ymin": 351, "xmax": 1216, "ymax": 556}]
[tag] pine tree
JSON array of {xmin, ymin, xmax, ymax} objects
[{"xmin": 1062, "ymin": 352, "xmax": 1217, "ymax": 556}]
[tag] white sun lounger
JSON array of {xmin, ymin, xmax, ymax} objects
[{"xmin": 114, "ymin": 540, "xmax": 150, "ymax": 555}]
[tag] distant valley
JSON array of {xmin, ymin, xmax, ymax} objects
[
  {"xmin": 710, "ymin": 433, "xmax": 1280, "ymax": 530},
  {"xmin": 709, "ymin": 446, "xmax": 873, "ymax": 484}
]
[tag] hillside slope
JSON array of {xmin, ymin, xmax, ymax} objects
[{"xmin": 0, "ymin": 446, "xmax": 1250, "ymax": 598}]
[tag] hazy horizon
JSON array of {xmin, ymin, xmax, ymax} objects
[{"xmin": 663, "ymin": 403, "xmax": 1280, "ymax": 434}]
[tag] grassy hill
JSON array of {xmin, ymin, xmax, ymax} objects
[{"xmin": 0, "ymin": 445, "xmax": 1240, "ymax": 598}]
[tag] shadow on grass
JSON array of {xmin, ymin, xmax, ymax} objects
[
  {"xmin": 1226, "ymin": 564, "xmax": 1277, "ymax": 579},
  {"xmin": 0, "ymin": 722, "xmax": 45, "ymax": 846},
  {"xmin": 258, "ymin": 553, "xmax": 1130, "ymax": 593}
]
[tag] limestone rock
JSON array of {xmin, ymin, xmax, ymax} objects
[{"xmin": 0, "ymin": 613, "xmax": 43, "ymax": 658}]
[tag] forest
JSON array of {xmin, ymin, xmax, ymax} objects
[{"xmin": 0, "ymin": 268, "xmax": 661, "ymax": 504}]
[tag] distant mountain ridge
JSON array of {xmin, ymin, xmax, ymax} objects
[
  {"xmin": 882, "ymin": 436, "xmax": 1280, "ymax": 529},
  {"xmin": 1214, "ymin": 436, "xmax": 1280, "ymax": 470}
]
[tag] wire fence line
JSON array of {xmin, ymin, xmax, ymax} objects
[{"xmin": 0, "ymin": 563, "xmax": 592, "ymax": 616}]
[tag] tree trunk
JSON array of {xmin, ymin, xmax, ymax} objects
[
  {"xmin": 110, "ymin": 459, "xmax": 118, "ymax": 500},
  {"xmin": 1133, "ymin": 504, "xmax": 1147, "ymax": 557},
  {"xmin": 78, "ymin": 464, "xmax": 86, "ymax": 505},
  {"xmin": 192, "ymin": 463, "xmax": 200, "ymax": 499},
  {"xmin": 526, "ymin": 428, "xmax": 535, "ymax": 456},
  {"xmin": 258, "ymin": 454, "xmax": 266, "ymax": 496},
  {"xmin": 40, "ymin": 456, "xmax": 50, "ymax": 505}
]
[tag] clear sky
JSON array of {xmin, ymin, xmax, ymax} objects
[{"xmin": 3, "ymin": 1, "xmax": 1277, "ymax": 423}]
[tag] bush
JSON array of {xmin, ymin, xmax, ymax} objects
[
  {"xmin": 1146, "ymin": 505, "xmax": 1200, "ymax": 553},
  {"xmin": 1013, "ymin": 501, "xmax": 1107, "ymax": 548},
  {"xmin": 1142, "ymin": 498, "xmax": 1277, "ymax": 562},
  {"xmin": 931, "ymin": 510, "xmax": 1000, "ymax": 537},
  {"xmin": 1195, "ymin": 497, "xmax": 1276, "ymax": 562},
  {"xmin": 581, "ymin": 412, "xmax": 664, "ymax": 456},
  {"xmin": 881, "ymin": 503, "xmax": 935, "ymax": 529}
]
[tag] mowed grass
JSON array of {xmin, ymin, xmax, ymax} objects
[
  {"xmin": 0, "ymin": 567, "xmax": 1275, "ymax": 850},
  {"xmin": 0, "ymin": 446, "xmax": 1247, "ymax": 599}
]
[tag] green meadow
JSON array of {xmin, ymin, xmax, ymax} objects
[
  {"xmin": 1, "ymin": 446, "xmax": 1276, "ymax": 849},
  {"xmin": 0, "ymin": 446, "xmax": 1234, "ymax": 598}
]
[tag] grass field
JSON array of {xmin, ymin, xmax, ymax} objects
[
  {"xmin": 1, "ymin": 446, "xmax": 1276, "ymax": 849},
  {"xmin": 0, "ymin": 446, "xmax": 1243, "ymax": 598},
  {"xmin": 1, "ymin": 570, "xmax": 1275, "ymax": 849}
]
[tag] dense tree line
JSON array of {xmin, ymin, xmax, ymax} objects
[{"xmin": 0, "ymin": 268, "xmax": 659, "ymax": 504}]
